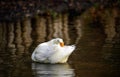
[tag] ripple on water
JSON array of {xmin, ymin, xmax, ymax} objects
[{"xmin": 32, "ymin": 63, "xmax": 75, "ymax": 77}]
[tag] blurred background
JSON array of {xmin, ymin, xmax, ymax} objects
[{"xmin": 0, "ymin": 0, "xmax": 120, "ymax": 77}]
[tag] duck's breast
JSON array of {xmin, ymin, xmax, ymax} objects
[{"xmin": 48, "ymin": 45, "xmax": 75, "ymax": 63}]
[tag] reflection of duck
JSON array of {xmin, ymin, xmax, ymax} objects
[
  {"xmin": 31, "ymin": 38, "xmax": 75, "ymax": 63},
  {"xmin": 32, "ymin": 63, "xmax": 75, "ymax": 77}
]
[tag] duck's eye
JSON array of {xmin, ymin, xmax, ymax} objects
[
  {"xmin": 57, "ymin": 40, "xmax": 60, "ymax": 43},
  {"xmin": 54, "ymin": 40, "xmax": 59, "ymax": 44}
]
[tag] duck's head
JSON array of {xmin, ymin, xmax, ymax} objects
[{"xmin": 50, "ymin": 38, "xmax": 64, "ymax": 47}]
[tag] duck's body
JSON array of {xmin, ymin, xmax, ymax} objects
[{"xmin": 31, "ymin": 38, "xmax": 75, "ymax": 63}]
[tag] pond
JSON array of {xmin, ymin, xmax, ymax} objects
[
  {"xmin": 0, "ymin": 8, "xmax": 120, "ymax": 77},
  {"xmin": 0, "ymin": 43, "xmax": 119, "ymax": 77}
]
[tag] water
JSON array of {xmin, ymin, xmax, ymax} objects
[
  {"xmin": 0, "ymin": 30, "xmax": 119, "ymax": 77},
  {"xmin": 32, "ymin": 63, "xmax": 75, "ymax": 77},
  {"xmin": 0, "ymin": 9, "xmax": 120, "ymax": 77},
  {"xmin": 0, "ymin": 54, "xmax": 119, "ymax": 77}
]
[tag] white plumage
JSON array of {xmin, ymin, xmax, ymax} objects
[{"xmin": 31, "ymin": 38, "xmax": 75, "ymax": 63}]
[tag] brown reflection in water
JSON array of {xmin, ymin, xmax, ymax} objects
[
  {"xmin": 46, "ymin": 16, "xmax": 54, "ymax": 40},
  {"xmin": 53, "ymin": 14, "xmax": 63, "ymax": 38},
  {"xmin": 62, "ymin": 14, "xmax": 70, "ymax": 44},
  {"xmin": 7, "ymin": 23, "xmax": 15, "ymax": 49},
  {"xmin": 104, "ymin": 12, "xmax": 116, "ymax": 42},
  {"xmin": 74, "ymin": 16, "xmax": 82, "ymax": 45},
  {"xmin": 22, "ymin": 18, "xmax": 32, "ymax": 53},
  {"xmin": 0, "ymin": 23, "xmax": 7, "ymax": 50},
  {"xmin": 14, "ymin": 21, "xmax": 24, "ymax": 55},
  {"xmin": 35, "ymin": 16, "xmax": 46, "ymax": 43}
]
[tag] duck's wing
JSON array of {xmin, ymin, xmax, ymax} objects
[{"xmin": 31, "ymin": 42, "xmax": 53, "ymax": 62}]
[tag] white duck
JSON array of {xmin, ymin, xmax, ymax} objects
[{"xmin": 31, "ymin": 38, "xmax": 75, "ymax": 63}]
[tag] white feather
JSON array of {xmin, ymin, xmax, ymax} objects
[{"xmin": 31, "ymin": 38, "xmax": 76, "ymax": 63}]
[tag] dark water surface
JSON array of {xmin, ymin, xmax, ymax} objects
[
  {"xmin": 0, "ymin": 53, "xmax": 119, "ymax": 77},
  {"xmin": 0, "ymin": 28, "xmax": 119, "ymax": 77},
  {"xmin": 0, "ymin": 9, "xmax": 120, "ymax": 77}
]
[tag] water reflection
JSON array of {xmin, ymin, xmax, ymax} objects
[
  {"xmin": 32, "ymin": 63, "xmax": 75, "ymax": 77},
  {"xmin": 0, "ymin": 7, "xmax": 120, "ymax": 77}
]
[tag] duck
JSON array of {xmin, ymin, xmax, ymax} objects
[{"xmin": 31, "ymin": 38, "xmax": 75, "ymax": 63}]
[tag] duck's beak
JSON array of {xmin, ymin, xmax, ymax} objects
[{"xmin": 60, "ymin": 42, "xmax": 64, "ymax": 47}]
